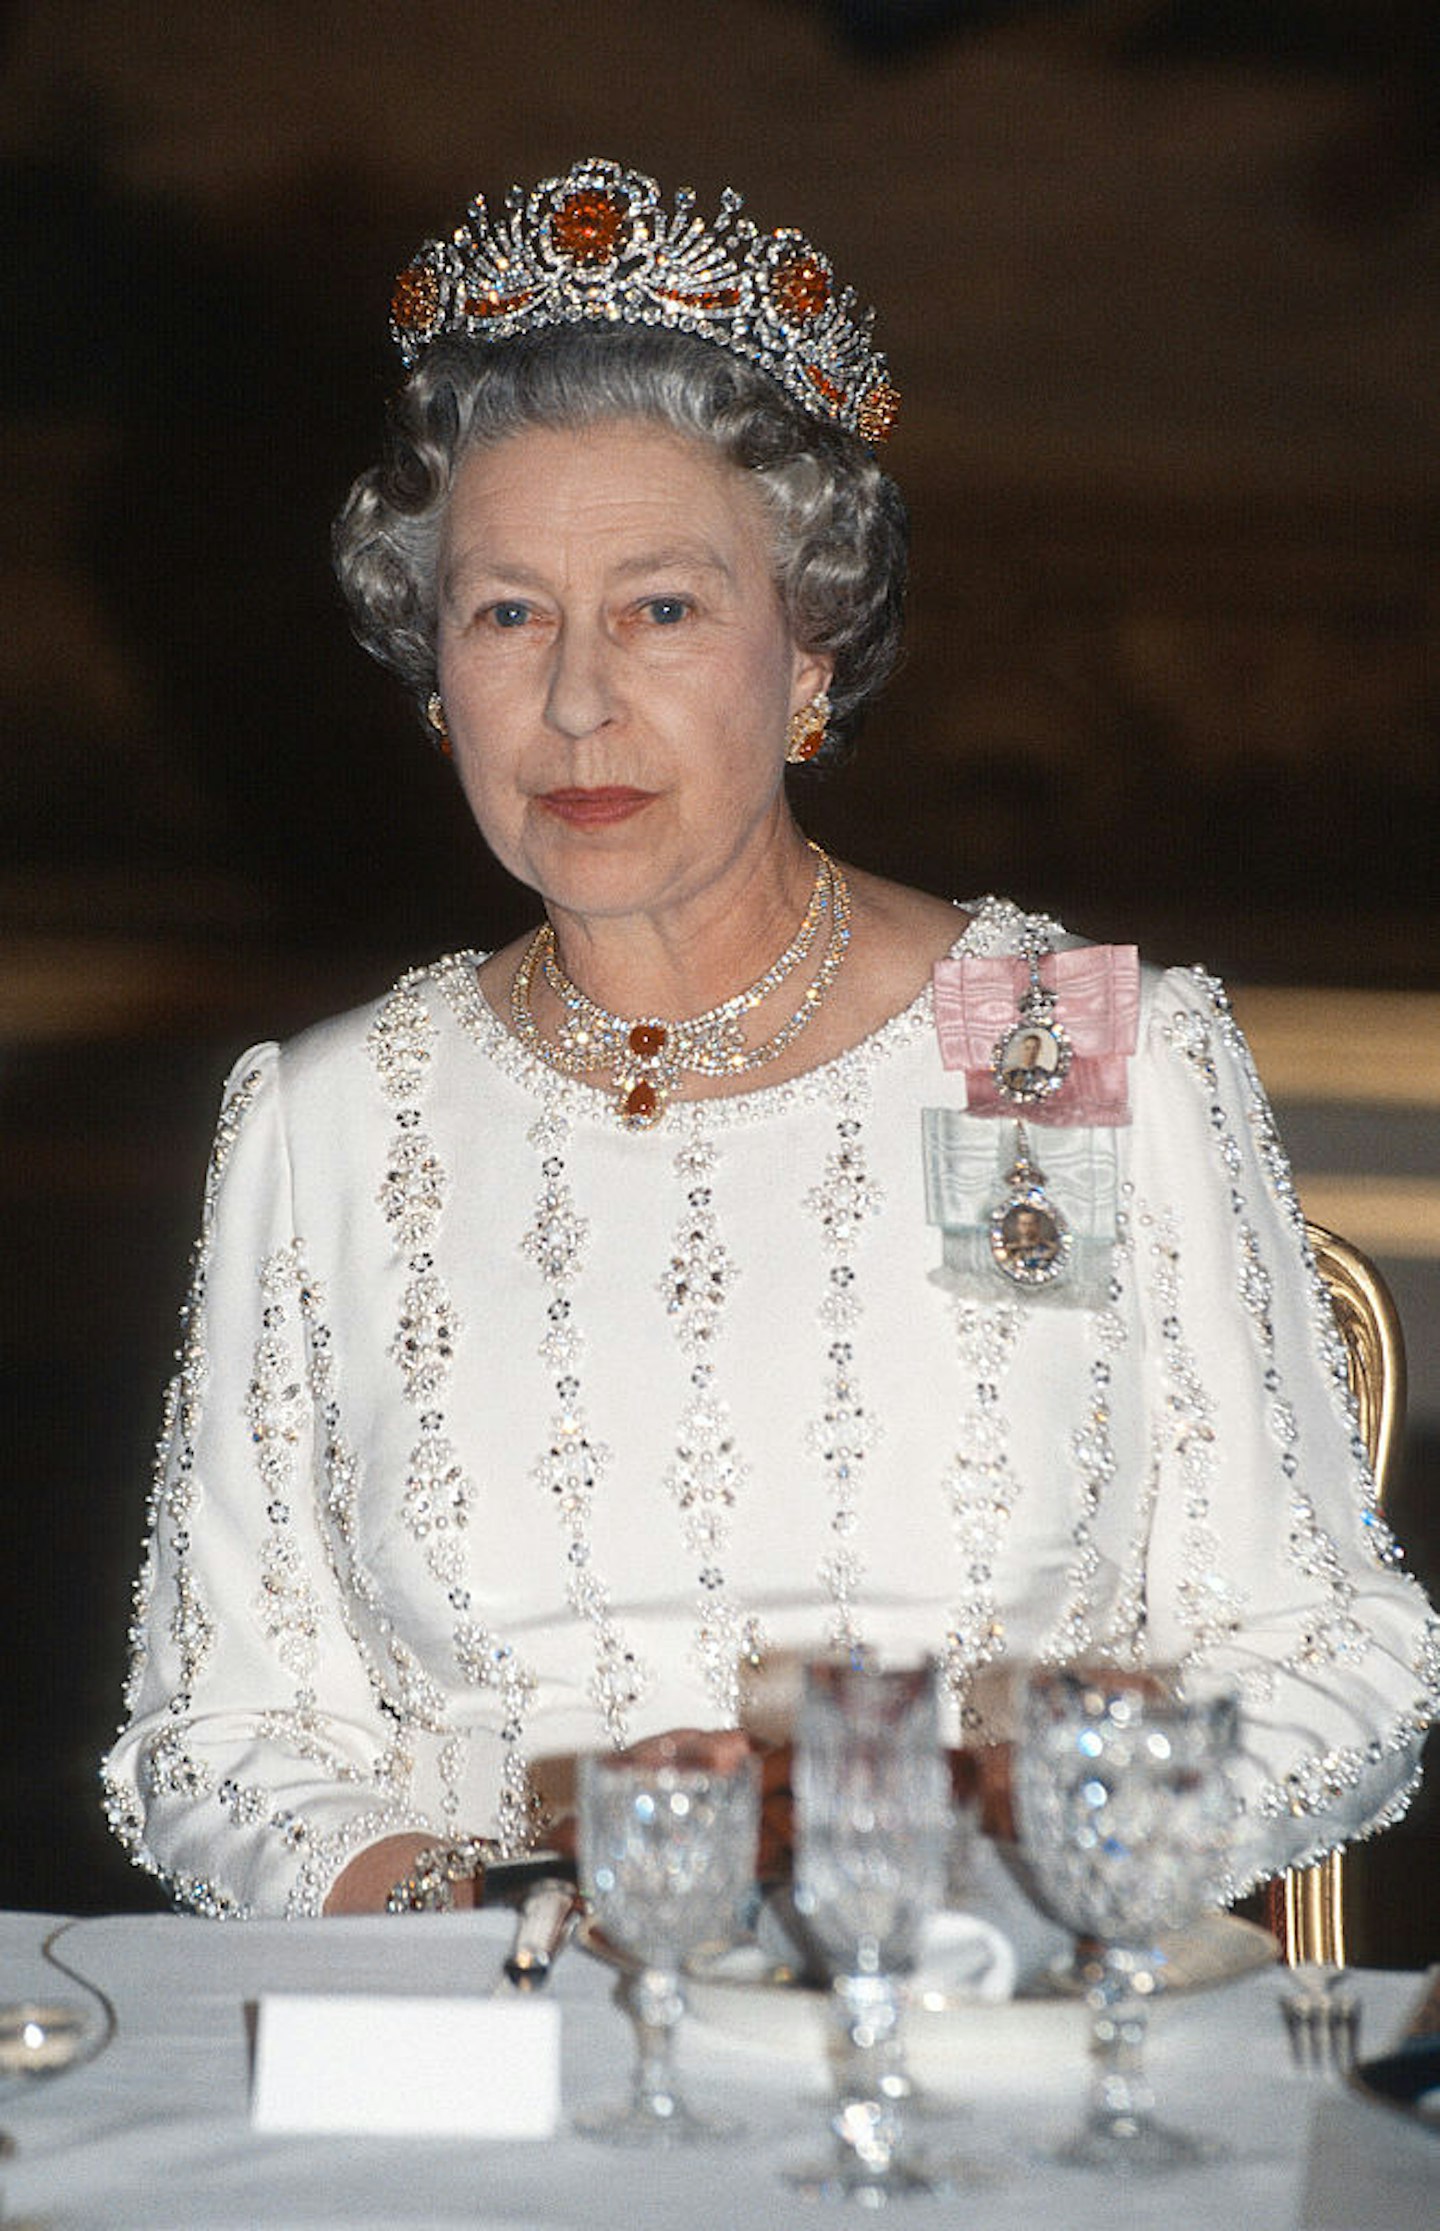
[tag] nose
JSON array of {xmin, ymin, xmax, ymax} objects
[{"xmin": 544, "ymin": 616, "xmax": 616, "ymax": 741}]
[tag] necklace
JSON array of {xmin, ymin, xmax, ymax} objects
[{"xmin": 510, "ymin": 843, "xmax": 852, "ymax": 1129}]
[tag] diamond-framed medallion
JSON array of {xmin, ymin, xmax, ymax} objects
[
  {"xmin": 989, "ymin": 1128, "xmax": 1072, "ymax": 1288},
  {"xmin": 992, "ymin": 1012, "xmax": 1073, "ymax": 1106}
]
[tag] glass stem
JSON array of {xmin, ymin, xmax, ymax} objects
[
  {"xmin": 1084, "ymin": 1950, "xmax": 1155, "ymax": 2147},
  {"xmin": 829, "ymin": 1972, "xmax": 906, "ymax": 2177},
  {"xmin": 627, "ymin": 1967, "xmax": 687, "ymax": 2124}
]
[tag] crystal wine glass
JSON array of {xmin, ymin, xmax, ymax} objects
[
  {"xmin": 1, "ymin": 1979, "xmax": 111, "ymax": 2174},
  {"xmin": 785, "ymin": 1655, "xmax": 957, "ymax": 2203},
  {"xmin": 576, "ymin": 1737, "xmax": 760, "ymax": 2146},
  {"xmin": 1015, "ymin": 1663, "xmax": 1241, "ymax": 2172}
]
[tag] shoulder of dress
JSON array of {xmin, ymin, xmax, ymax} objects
[
  {"xmin": 953, "ymin": 894, "xmax": 1068, "ymax": 953},
  {"xmin": 1133, "ymin": 962, "xmax": 1269, "ymax": 1097},
  {"xmin": 959, "ymin": 897, "xmax": 1238, "ymax": 1003},
  {"xmin": 268, "ymin": 952, "xmax": 489, "ymax": 1080},
  {"xmin": 1140, "ymin": 959, "xmax": 1236, "ymax": 1026},
  {"xmin": 954, "ymin": 892, "xmax": 1118, "ymax": 957},
  {"xmin": 218, "ymin": 1038, "xmax": 280, "ymax": 1096}
]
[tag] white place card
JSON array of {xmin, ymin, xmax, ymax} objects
[{"xmin": 252, "ymin": 1993, "xmax": 561, "ymax": 2137}]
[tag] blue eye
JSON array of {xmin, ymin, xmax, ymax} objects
[
  {"xmin": 643, "ymin": 597, "xmax": 689, "ymax": 625},
  {"xmin": 490, "ymin": 601, "xmax": 531, "ymax": 629}
]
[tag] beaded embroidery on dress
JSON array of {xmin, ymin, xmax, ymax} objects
[{"xmin": 100, "ymin": 900, "xmax": 1438, "ymax": 1916}]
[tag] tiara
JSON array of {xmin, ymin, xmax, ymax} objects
[{"xmin": 389, "ymin": 157, "xmax": 899, "ymax": 443}]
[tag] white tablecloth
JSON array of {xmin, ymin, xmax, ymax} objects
[{"xmin": 1, "ymin": 1910, "xmax": 1434, "ymax": 2230}]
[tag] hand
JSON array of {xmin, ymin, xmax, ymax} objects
[
  {"xmin": 740, "ymin": 1737, "xmax": 1016, "ymax": 1885},
  {"xmin": 605, "ymin": 1726, "xmax": 790, "ymax": 1883},
  {"xmin": 757, "ymin": 1741, "xmax": 795, "ymax": 1885},
  {"xmin": 615, "ymin": 1726, "xmax": 754, "ymax": 1775},
  {"xmin": 948, "ymin": 1741, "xmax": 1016, "ymax": 1842}
]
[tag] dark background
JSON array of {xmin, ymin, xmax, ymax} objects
[{"xmin": 3, "ymin": 0, "xmax": 1436, "ymax": 1955}]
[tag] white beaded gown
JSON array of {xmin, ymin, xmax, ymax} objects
[{"xmin": 102, "ymin": 900, "xmax": 1439, "ymax": 1917}]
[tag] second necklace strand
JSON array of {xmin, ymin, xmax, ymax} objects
[{"xmin": 510, "ymin": 842, "xmax": 852, "ymax": 1129}]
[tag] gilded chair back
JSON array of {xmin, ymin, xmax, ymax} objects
[{"xmin": 1271, "ymin": 1222, "xmax": 1407, "ymax": 1966}]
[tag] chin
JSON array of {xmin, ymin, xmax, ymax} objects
[{"xmin": 520, "ymin": 854, "xmax": 672, "ymax": 923}]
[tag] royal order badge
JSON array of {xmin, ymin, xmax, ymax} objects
[{"xmin": 987, "ymin": 1126, "xmax": 1073, "ymax": 1288}]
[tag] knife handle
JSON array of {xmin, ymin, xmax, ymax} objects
[{"xmin": 502, "ymin": 1878, "xmax": 582, "ymax": 1991}]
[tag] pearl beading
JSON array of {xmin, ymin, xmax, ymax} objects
[
  {"xmin": 369, "ymin": 972, "xmax": 540, "ymax": 1854},
  {"xmin": 523, "ymin": 1097, "xmax": 651, "ymax": 1745}
]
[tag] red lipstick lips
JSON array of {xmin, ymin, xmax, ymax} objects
[{"xmin": 538, "ymin": 787, "xmax": 655, "ymax": 828}]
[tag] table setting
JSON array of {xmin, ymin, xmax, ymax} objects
[{"xmin": 3, "ymin": 1658, "xmax": 1436, "ymax": 2230}]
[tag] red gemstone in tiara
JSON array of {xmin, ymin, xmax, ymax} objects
[{"xmin": 388, "ymin": 158, "xmax": 898, "ymax": 442}]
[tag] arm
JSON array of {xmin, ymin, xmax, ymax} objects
[
  {"xmin": 101, "ymin": 1045, "xmax": 441, "ymax": 1917},
  {"xmin": 1124, "ymin": 968, "xmax": 1438, "ymax": 1889}
]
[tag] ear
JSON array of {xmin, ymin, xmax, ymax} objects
[{"xmin": 788, "ymin": 645, "xmax": 834, "ymax": 714}]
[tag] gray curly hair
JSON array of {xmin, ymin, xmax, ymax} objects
[{"xmin": 332, "ymin": 324, "xmax": 907, "ymax": 765}]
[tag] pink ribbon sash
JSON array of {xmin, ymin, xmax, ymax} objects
[{"xmin": 932, "ymin": 945, "xmax": 1141, "ymax": 1126}]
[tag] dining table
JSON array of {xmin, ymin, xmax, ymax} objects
[{"xmin": 1, "ymin": 1904, "xmax": 1434, "ymax": 2231}]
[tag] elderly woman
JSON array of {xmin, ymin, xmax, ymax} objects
[{"xmin": 104, "ymin": 159, "xmax": 1435, "ymax": 1921}]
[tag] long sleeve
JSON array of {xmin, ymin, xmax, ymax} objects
[
  {"xmin": 101, "ymin": 1045, "xmax": 437, "ymax": 1918},
  {"xmin": 1122, "ymin": 966, "xmax": 1438, "ymax": 1889}
]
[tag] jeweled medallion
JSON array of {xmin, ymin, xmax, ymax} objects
[
  {"xmin": 989, "ymin": 1126, "xmax": 1072, "ymax": 1288},
  {"xmin": 991, "ymin": 930, "xmax": 1074, "ymax": 1108},
  {"xmin": 992, "ymin": 1013, "xmax": 1073, "ymax": 1105}
]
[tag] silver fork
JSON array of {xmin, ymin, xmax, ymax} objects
[{"xmin": 1280, "ymin": 1963, "xmax": 1361, "ymax": 2076}]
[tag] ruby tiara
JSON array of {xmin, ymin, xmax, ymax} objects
[{"xmin": 390, "ymin": 157, "xmax": 899, "ymax": 443}]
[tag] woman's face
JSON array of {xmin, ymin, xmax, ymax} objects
[{"xmin": 434, "ymin": 418, "xmax": 829, "ymax": 928}]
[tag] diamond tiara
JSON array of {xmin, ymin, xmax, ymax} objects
[{"xmin": 390, "ymin": 157, "xmax": 899, "ymax": 443}]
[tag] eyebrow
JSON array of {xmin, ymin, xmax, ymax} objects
[
  {"xmin": 442, "ymin": 542, "xmax": 735, "ymax": 606},
  {"xmin": 610, "ymin": 545, "xmax": 734, "ymax": 583}
]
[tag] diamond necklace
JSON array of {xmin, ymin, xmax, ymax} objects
[{"xmin": 509, "ymin": 842, "xmax": 852, "ymax": 1129}]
